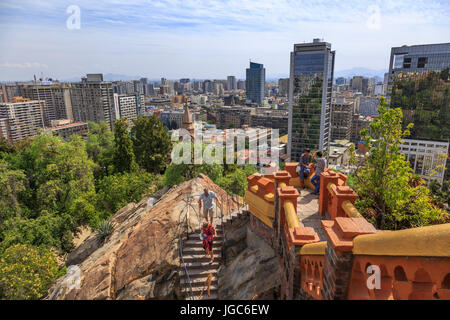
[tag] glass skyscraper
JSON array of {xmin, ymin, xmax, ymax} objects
[
  {"xmin": 245, "ymin": 62, "xmax": 265, "ymax": 105},
  {"xmin": 387, "ymin": 42, "xmax": 450, "ymax": 95},
  {"xmin": 288, "ymin": 39, "xmax": 335, "ymax": 162}
]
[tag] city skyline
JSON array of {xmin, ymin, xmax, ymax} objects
[{"xmin": 1, "ymin": 0, "xmax": 449, "ymax": 81}]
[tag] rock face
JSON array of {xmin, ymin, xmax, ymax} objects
[
  {"xmin": 218, "ymin": 213, "xmax": 281, "ymax": 300},
  {"xmin": 47, "ymin": 174, "xmax": 241, "ymax": 300}
]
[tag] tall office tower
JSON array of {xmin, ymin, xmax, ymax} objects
[
  {"xmin": 21, "ymin": 83, "xmax": 73, "ymax": 126},
  {"xmin": 113, "ymin": 93, "xmax": 144, "ymax": 121},
  {"xmin": 193, "ymin": 81, "xmax": 202, "ymax": 92},
  {"xmin": 214, "ymin": 82, "xmax": 224, "ymax": 96},
  {"xmin": 227, "ymin": 76, "xmax": 237, "ymax": 91},
  {"xmin": 288, "ymin": 39, "xmax": 335, "ymax": 161},
  {"xmin": 387, "ymin": 42, "xmax": 450, "ymax": 95},
  {"xmin": 180, "ymin": 78, "xmax": 190, "ymax": 84},
  {"xmin": 203, "ymin": 80, "xmax": 213, "ymax": 93},
  {"xmin": 147, "ymin": 83, "xmax": 155, "ymax": 95},
  {"xmin": 335, "ymin": 77, "xmax": 346, "ymax": 85},
  {"xmin": 245, "ymin": 62, "xmax": 265, "ymax": 105},
  {"xmin": 0, "ymin": 97, "xmax": 45, "ymax": 142},
  {"xmin": 237, "ymin": 79, "xmax": 246, "ymax": 90},
  {"xmin": 161, "ymin": 78, "xmax": 168, "ymax": 86},
  {"xmin": 330, "ymin": 101, "xmax": 353, "ymax": 141},
  {"xmin": 139, "ymin": 78, "xmax": 148, "ymax": 94},
  {"xmin": 278, "ymin": 78, "xmax": 290, "ymax": 96},
  {"xmin": 70, "ymin": 74, "xmax": 116, "ymax": 129}
]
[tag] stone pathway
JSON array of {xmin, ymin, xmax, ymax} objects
[
  {"xmin": 180, "ymin": 209, "xmax": 244, "ymax": 300},
  {"xmin": 296, "ymin": 188, "xmax": 327, "ymax": 241}
]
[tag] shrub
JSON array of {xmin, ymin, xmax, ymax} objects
[{"xmin": 0, "ymin": 244, "xmax": 59, "ymax": 300}]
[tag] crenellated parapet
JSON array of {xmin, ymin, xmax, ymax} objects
[
  {"xmin": 244, "ymin": 173, "xmax": 276, "ymax": 227},
  {"xmin": 243, "ymin": 165, "xmax": 450, "ymax": 300}
]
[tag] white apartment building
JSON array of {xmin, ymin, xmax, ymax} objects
[{"xmin": 400, "ymin": 139, "xmax": 449, "ymax": 184}]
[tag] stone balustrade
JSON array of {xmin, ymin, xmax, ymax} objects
[
  {"xmin": 244, "ymin": 173, "xmax": 275, "ymax": 227},
  {"xmin": 318, "ymin": 170, "xmax": 354, "ymax": 219},
  {"xmin": 243, "ymin": 164, "xmax": 450, "ymax": 300}
]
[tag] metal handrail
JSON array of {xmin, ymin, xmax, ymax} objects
[{"xmin": 178, "ymin": 202, "xmax": 194, "ymax": 300}]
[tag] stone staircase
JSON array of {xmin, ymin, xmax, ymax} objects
[{"xmin": 180, "ymin": 208, "xmax": 246, "ymax": 300}]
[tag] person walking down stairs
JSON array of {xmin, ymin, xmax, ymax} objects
[
  {"xmin": 201, "ymin": 222, "xmax": 217, "ymax": 264},
  {"xmin": 198, "ymin": 188, "xmax": 221, "ymax": 224}
]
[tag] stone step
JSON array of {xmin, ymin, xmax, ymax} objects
[
  {"xmin": 188, "ymin": 234, "xmax": 223, "ymax": 241},
  {"xmin": 180, "ymin": 275, "xmax": 218, "ymax": 287},
  {"xmin": 182, "ymin": 286, "xmax": 218, "ymax": 299},
  {"xmin": 184, "ymin": 239, "xmax": 223, "ymax": 247},
  {"xmin": 182, "ymin": 261, "xmax": 220, "ymax": 269},
  {"xmin": 180, "ymin": 268, "xmax": 217, "ymax": 279},
  {"xmin": 192, "ymin": 229, "xmax": 223, "ymax": 235},
  {"xmin": 183, "ymin": 247, "xmax": 222, "ymax": 255},
  {"xmin": 182, "ymin": 254, "xmax": 222, "ymax": 263}
]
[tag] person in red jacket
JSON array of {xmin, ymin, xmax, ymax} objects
[{"xmin": 201, "ymin": 222, "xmax": 217, "ymax": 264}]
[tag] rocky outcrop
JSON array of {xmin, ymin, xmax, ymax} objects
[
  {"xmin": 47, "ymin": 174, "xmax": 241, "ymax": 300},
  {"xmin": 218, "ymin": 216, "xmax": 281, "ymax": 300}
]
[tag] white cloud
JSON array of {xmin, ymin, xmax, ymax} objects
[{"xmin": 0, "ymin": 62, "xmax": 48, "ymax": 69}]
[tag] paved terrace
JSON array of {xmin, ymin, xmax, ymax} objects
[{"xmin": 296, "ymin": 189, "xmax": 327, "ymax": 241}]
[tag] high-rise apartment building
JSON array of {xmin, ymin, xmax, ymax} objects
[
  {"xmin": 113, "ymin": 93, "xmax": 144, "ymax": 122},
  {"xmin": 227, "ymin": 76, "xmax": 237, "ymax": 91},
  {"xmin": 288, "ymin": 39, "xmax": 335, "ymax": 161},
  {"xmin": 278, "ymin": 78, "xmax": 290, "ymax": 97},
  {"xmin": 246, "ymin": 62, "xmax": 265, "ymax": 105},
  {"xmin": 237, "ymin": 80, "xmax": 246, "ymax": 90},
  {"xmin": 21, "ymin": 83, "xmax": 73, "ymax": 126},
  {"xmin": 0, "ymin": 97, "xmax": 45, "ymax": 142},
  {"xmin": 331, "ymin": 101, "xmax": 353, "ymax": 141},
  {"xmin": 70, "ymin": 74, "xmax": 116, "ymax": 129}
]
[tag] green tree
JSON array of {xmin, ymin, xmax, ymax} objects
[
  {"xmin": 0, "ymin": 134, "xmax": 98, "ymax": 252},
  {"xmin": 131, "ymin": 115, "xmax": 171, "ymax": 173},
  {"xmin": 353, "ymin": 97, "xmax": 447, "ymax": 229},
  {"xmin": 0, "ymin": 137, "xmax": 15, "ymax": 156},
  {"xmin": 0, "ymin": 160, "xmax": 26, "ymax": 223},
  {"xmin": 97, "ymin": 170, "xmax": 162, "ymax": 215},
  {"xmin": 85, "ymin": 121, "xmax": 114, "ymax": 178},
  {"xmin": 113, "ymin": 118, "xmax": 137, "ymax": 173},
  {"xmin": 0, "ymin": 244, "xmax": 60, "ymax": 300}
]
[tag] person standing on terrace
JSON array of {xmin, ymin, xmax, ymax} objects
[{"xmin": 311, "ymin": 151, "xmax": 327, "ymax": 195}]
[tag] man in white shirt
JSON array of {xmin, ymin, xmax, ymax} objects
[{"xmin": 198, "ymin": 188, "xmax": 221, "ymax": 224}]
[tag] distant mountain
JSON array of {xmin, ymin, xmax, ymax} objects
[
  {"xmin": 267, "ymin": 68, "xmax": 387, "ymax": 82},
  {"xmin": 334, "ymin": 67, "xmax": 387, "ymax": 80},
  {"xmin": 61, "ymin": 73, "xmax": 149, "ymax": 83}
]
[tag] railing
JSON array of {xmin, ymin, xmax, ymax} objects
[{"xmin": 178, "ymin": 197, "xmax": 195, "ymax": 300}]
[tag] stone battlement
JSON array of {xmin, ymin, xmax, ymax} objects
[{"xmin": 243, "ymin": 163, "xmax": 450, "ymax": 300}]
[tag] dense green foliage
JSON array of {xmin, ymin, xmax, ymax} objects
[
  {"xmin": 132, "ymin": 115, "xmax": 171, "ymax": 173},
  {"xmin": 352, "ymin": 97, "xmax": 448, "ymax": 229},
  {"xmin": 113, "ymin": 118, "xmax": 138, "ymax": 173},
  {"xmin": 390, "ymin": 68, "xmax": 449, "ymax": 141},
  {"xmin": 0, "ymin": 244, "xmax": 61, "ymax": 299},
  {"xmin": 0, "ymin": 116, "xmax": 170, "ymax": 299},
  {"xmin": 429, "ymin": 180, "xmax": 450, "ymax": 209}
]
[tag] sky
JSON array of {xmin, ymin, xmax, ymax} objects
[{"xmin": 0, "ymin": 0, "xmax": 449, "ymax": 81}]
